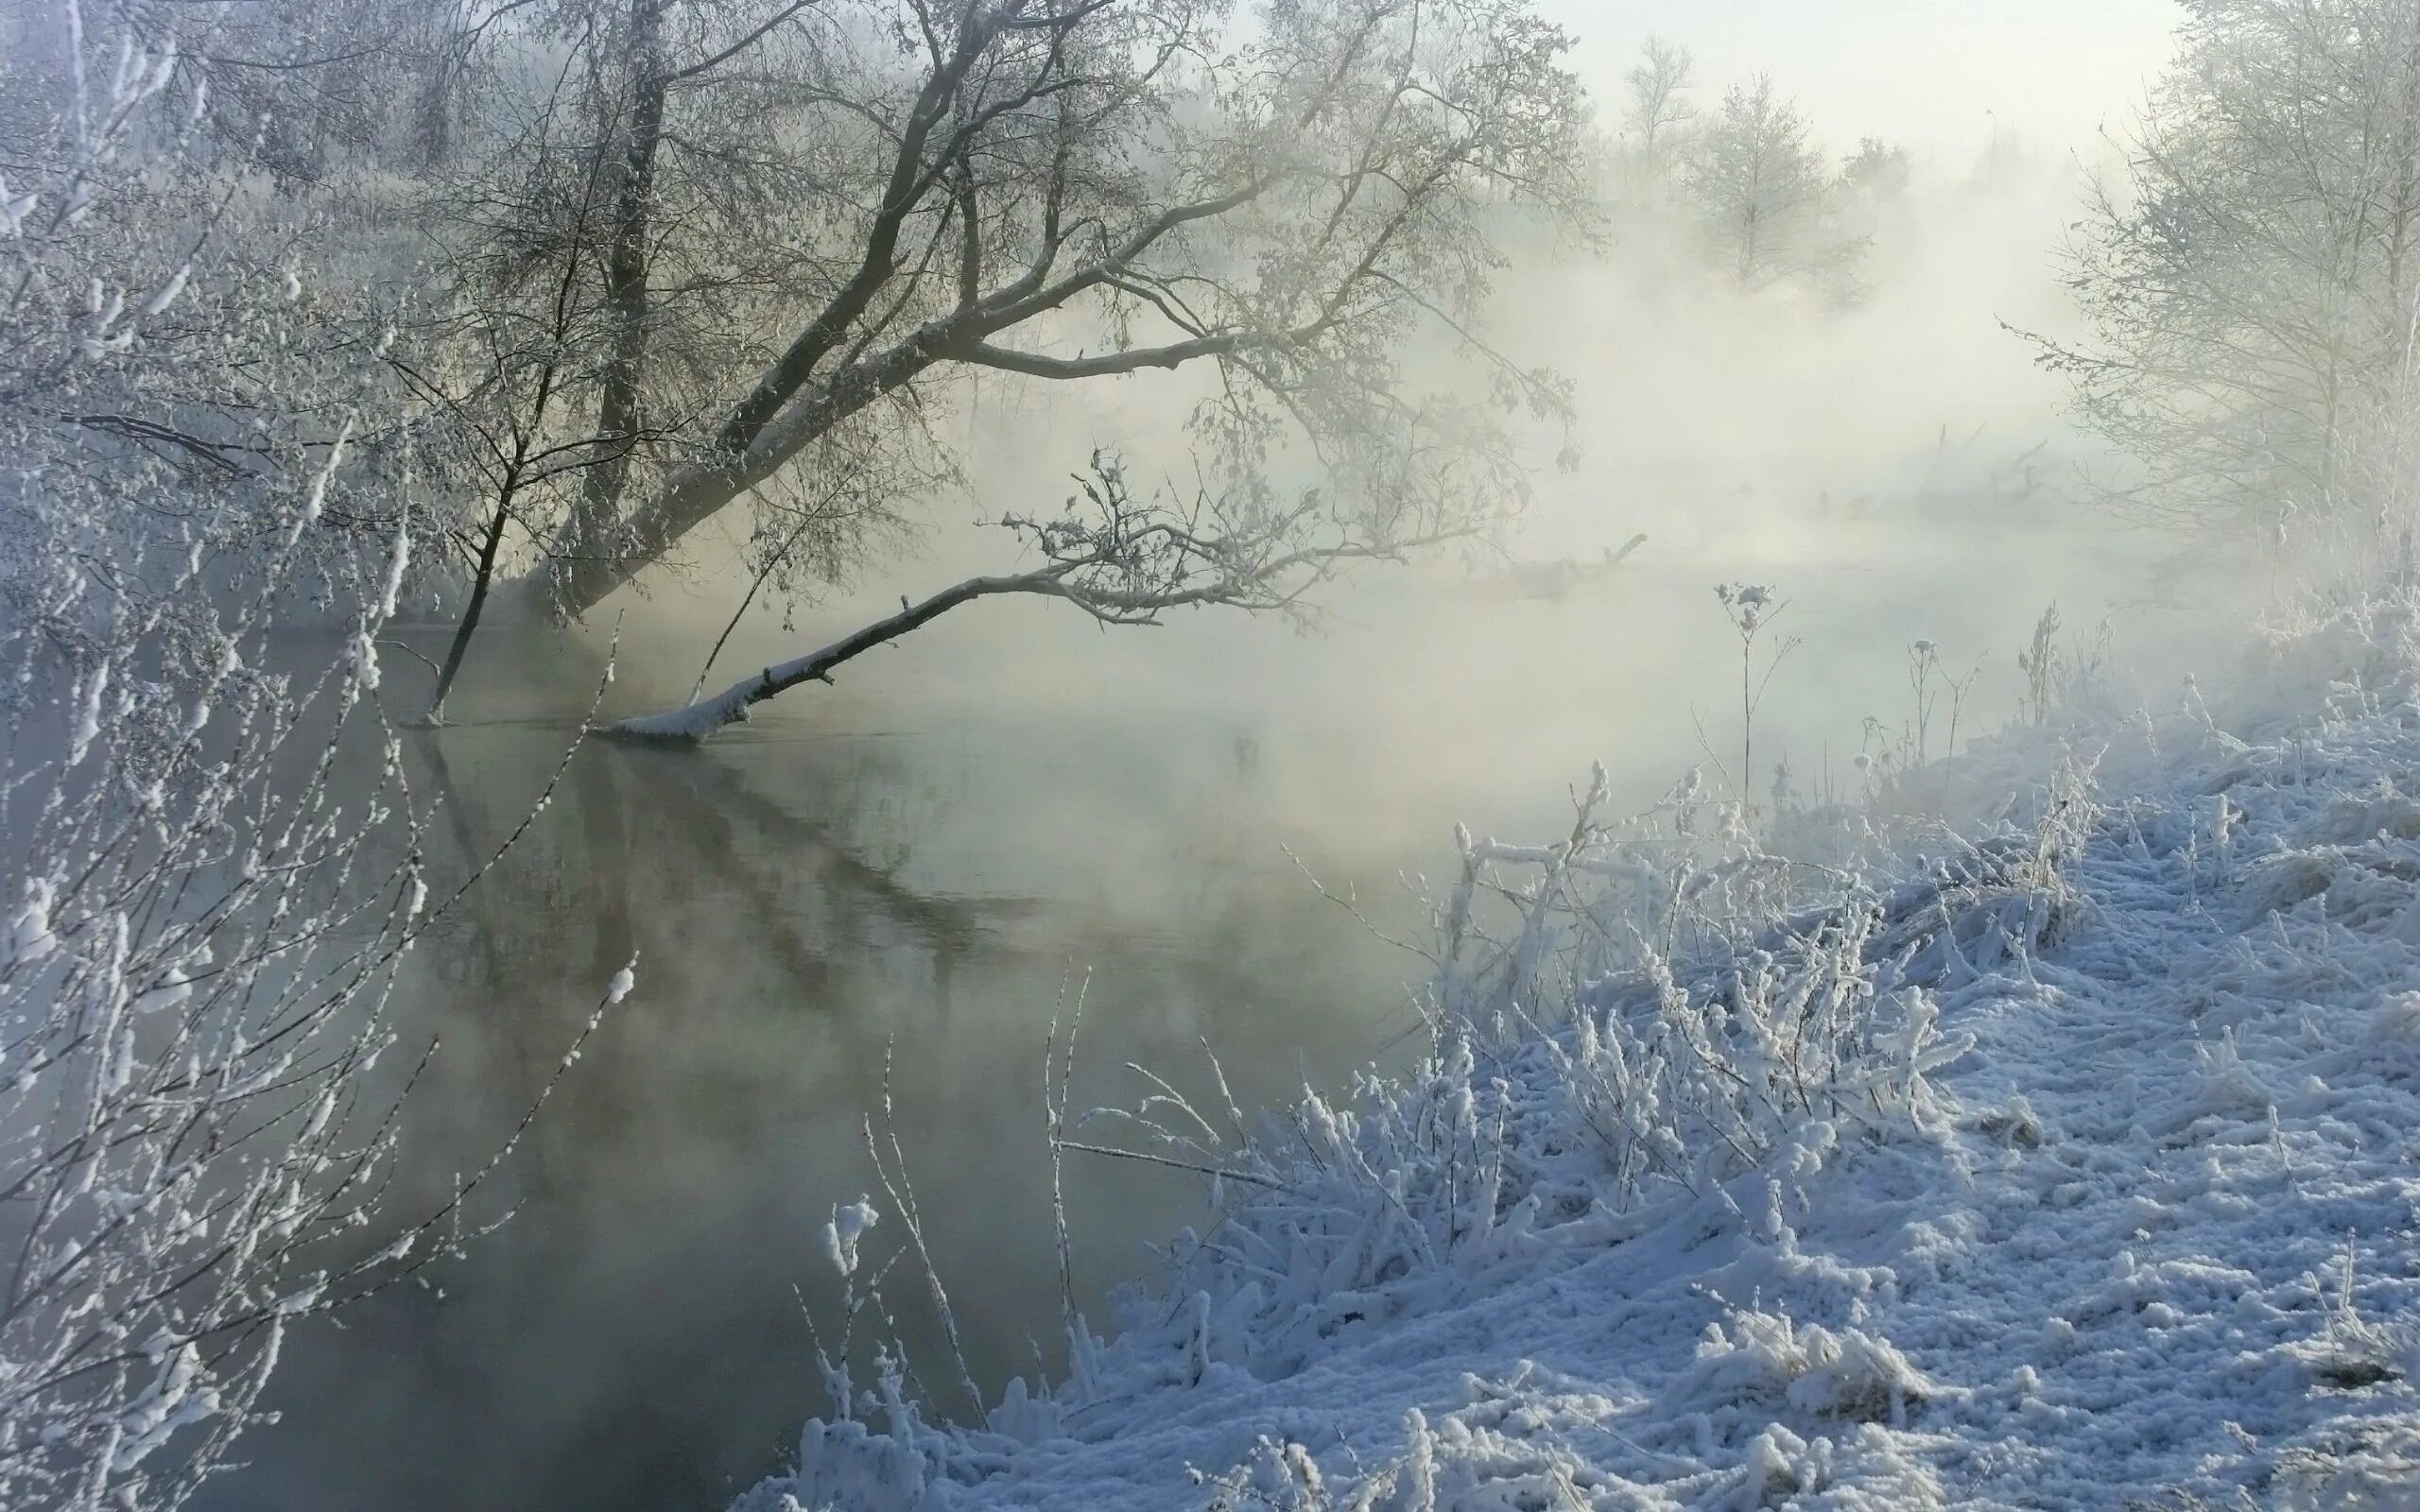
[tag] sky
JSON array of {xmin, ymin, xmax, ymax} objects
[{"xmin": 1543, "ymin": 0, "xmax": 2187, "ymax": 165}]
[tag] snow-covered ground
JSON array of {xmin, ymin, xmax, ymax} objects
[{"xmin": 736, "ymin": 590, "xmax": 2420, "ymax": 1512}]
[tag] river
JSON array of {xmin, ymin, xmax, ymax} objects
[{"xmin": 200, "ymin": 517, "xmax": 2181, "ymax": 1511}]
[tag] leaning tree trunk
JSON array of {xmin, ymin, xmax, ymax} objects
[
  {"xmin": 603, "ymin": 570, "xmax": 1061, "ymax": 740},
  {"xmin": 423, "ymin": 496, "xmax": 512, "ymax": 724}
]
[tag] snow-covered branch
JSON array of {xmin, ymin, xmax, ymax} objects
[
  {"xmin": 605, "ymin": 452, "xmax": 1470, "ymax": 740},
  {"xmin": 0, "ymin": 11, "xmax": 601, "ymax": 1503}
]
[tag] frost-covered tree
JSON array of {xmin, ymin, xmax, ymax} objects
[
  {"xmin": 1840, "ymin": 136, "xmax": 1910, "ymax": 203},
  {"xmin": 1681, "ymin": 74, "xmax": 1867, "ymax": 295},
  {"xmin": 2021, "ymin": 0, "xmax": 2420, "ymax": 536},
  {"xmin": 0, "ymin": 8, "xmax": 589, "ymax": 1503},
  {"xmin": 377, "ymin": 0, "xmax": 938, "ymax": 723},
  {"xmin": 400, "ymin": 0, "xmax": 1597, "ymax": 727}
]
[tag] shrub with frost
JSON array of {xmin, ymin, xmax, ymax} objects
[
  {"xmin": 1677, "ymin": 1304, "xmax": 1943, "ymax": 1425},
  {"xmin": 1019, "ymin": 751, "xmax": 2085, "ymax": 1409},
  {"xmin": 0, "ymin": 9, "xmax": 582, "ymax": 1505}
]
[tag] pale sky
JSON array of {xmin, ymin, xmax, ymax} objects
[{"xmin": 1543, "ymin": 0, "xmax": 2186, "ymax": 165}]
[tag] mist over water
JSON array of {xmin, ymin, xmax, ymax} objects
[
  {"xmin": 188, "ymin": 29, "xmax": 2248, "ymax": 1512},
  {"xmin": 211, "ymin": 478, "xmax": 2211, "ymax": 1512},
  {"xmin": 27, "ymin": 0, "xmax": 2419, "ymax": 1503}
]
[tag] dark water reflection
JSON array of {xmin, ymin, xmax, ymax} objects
[{"xmin": 209, "ymin": 669, "xmax": 1428, "ymax": 1512}]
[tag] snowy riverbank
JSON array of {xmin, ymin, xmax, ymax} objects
[{"xmin": 737, "ymin": 589, "xmax": 2420, "ymax": 1512}]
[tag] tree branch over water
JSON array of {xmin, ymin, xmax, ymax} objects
[{"xmin": 604, "ymin": 452, "xmax": 1476, "ymax": 739}]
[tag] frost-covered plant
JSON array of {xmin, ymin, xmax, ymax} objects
[
  {"xmin": 2019, "ymin": 604, "xmax": 2066, "ymax": 729},
  {"xmin": 1547, "ymin": 912, "xmax": 1967, "ymax": 1208},
  {"xmin": 1430, "ymin": 760, "xmax": 1876, "ymax": 1027},
  {"xmin": 0, "ymin": 17, "xmax": 435, "ymax": 620},
  {"xmin": 2018, "ymin": 0, "xmax": 2420, "ymax": 539},
  {"xmin": 733, "ymin": 616, "xmax": 2163, "ymax": 1512},
  {"xmin": 770, "ymin": 1053, "xmax": 1015, "ymax": 1507},
  {"xmin": 2016, "ymin": 603, "xmax": 2117, "ymax": 730},
  {"xmin": 1905, "ymin": 638, "xmax": 1979, "ymax": 780},
  {"xmin": 1019, "ymin": 616, "xmax": 2114, "ymax": 1408},
  {"xmin": 2288, "ymin": 1237, "xmax": 2415, "ymax": 1392},
  {"xmin": 1839, "ymin": 639, "xmax": 1988, "ymax": 825},
  {"xmin": 1026, "ymin": 748, "xmax": 2104, "ymax": 1407},
  {"xmin": 1190, "ymin": 1408, "xmax": 1582, "ymax": 1512},
  {"xmin": 1678, "ymin": 1299, "xmax": 1945, "ymax": 1426},
  {"xmin": 0, "ymin": 9, "xmax": 600, "ymax": 1505},
  {"xmin": 609, "ymin": 449, "xmax": 1513, "ymax": 740},
  {"xmin": 1712, "ymin": 582, "xmax": 1800, "ymax": 807}
]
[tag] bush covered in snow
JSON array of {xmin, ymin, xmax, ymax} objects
[{"xmin": 0, "ymin": 13, "xmax": 598, "ymax": 1506}]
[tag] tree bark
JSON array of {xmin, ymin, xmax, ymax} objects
[
  {"xmin": 424, "ymin": 494, "xmax": 512, "ymax": 724},
  {"xmin": 567, "ymin": 0, "xmax": 668, "ymax": 557}
]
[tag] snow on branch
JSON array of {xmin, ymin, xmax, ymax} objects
[
  {"xmin": 604, "ymin": 452, "xmax": 1473, "ymax": 740},
  {"xmin": 0, "ymin": 11, "xmax": 617, "ymax": 1501}
]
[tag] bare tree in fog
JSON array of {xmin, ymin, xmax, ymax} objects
[
  {"xmin": 0, "ymin": 9, "xmax": 595, "ymax": 1504},
  {"xmin": 2022, "ymin": 0, "xmax": 2420, "ymax": 541},
  {"xmin": 387, "ymin": 0, "xmax": 1597, "ymax": 713},
  {"xmin": 1621, "ymin": 35, "xmax": 1697, "ymax": 196},
  {"xmin": 1682, "ymin": 75, "xmax": 1868, "ymax": 298}
]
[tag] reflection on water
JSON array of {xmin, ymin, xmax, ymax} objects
[{"xmin": 203, "ymin": 541, "xmax": 2185, "ymax": 1512}]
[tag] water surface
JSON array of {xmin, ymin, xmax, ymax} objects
[{"xmin": 209, "ymin": 526, "xmax": 2179, "ymax": 1511}]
